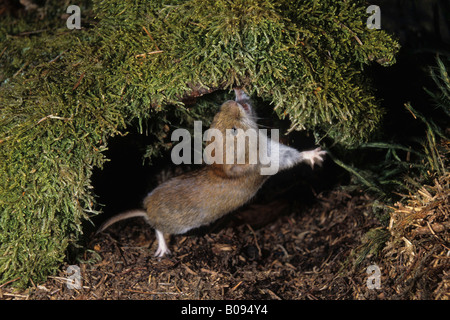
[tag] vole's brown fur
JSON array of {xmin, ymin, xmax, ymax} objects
[
  {"xmin": 97, "ymin": 89, "xmax": 326, "ymax": 257},
  {"xmin": 143, "ymin": 163, "xmax": 266, "ymax": 235}
]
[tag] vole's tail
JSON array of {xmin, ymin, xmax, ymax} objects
[{"xmin": 96, "ymin": 210, "xmax": 149, "ymax": 235}]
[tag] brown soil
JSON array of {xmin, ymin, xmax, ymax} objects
[
  {"xmin": 3, "ymin": 168, "xmax": 448, "ymax": 301},
  {"xmin": 2, "ymin": 189, "xmax": 399, "ymax": 300}
]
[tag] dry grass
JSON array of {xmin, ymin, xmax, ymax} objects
[{"xmin": 385, "ymin": 172, "xmax": 449, "ymax": 299}]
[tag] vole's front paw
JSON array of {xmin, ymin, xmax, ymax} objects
[{"xmin": 301, "ymin": 147, "xmax": 327, "ymax": 168}]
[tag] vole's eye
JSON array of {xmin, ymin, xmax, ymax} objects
[{"xmin": 231, "ymin": 127, "xmax": 238, "ymax": 136}]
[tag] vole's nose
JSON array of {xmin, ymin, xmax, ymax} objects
[
  {"xmin": 233, "ymin": 88, "xmax": 252, "ymax": 114},
  {"xmin": 234, "ymin": 88, "xmax": 246, "ymax": 101}
]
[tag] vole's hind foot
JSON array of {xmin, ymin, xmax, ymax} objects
[
  {"xmin": 154, "ymin": 229, "xmax": 171, "ymax": 258},
  {"xmin": 301, "ymin": 147, "xmax": 327, "ymax": 169}
]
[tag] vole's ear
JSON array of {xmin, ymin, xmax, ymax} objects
[
  {"xmin": 222, "ymin": 163, "xmax": 253, "ymax": 177},
  {"xmin": 234, "ymin": 88, "xmax": 252, "ymax": 114}
]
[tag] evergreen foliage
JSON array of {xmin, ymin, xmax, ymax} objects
[
  {"xmin": 0, "ymin": 0, "xmax": 398, "ymax": 286},
  {"xmin": 336, "ymin": 56, "xmax": 449, "ymax": 200}
]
